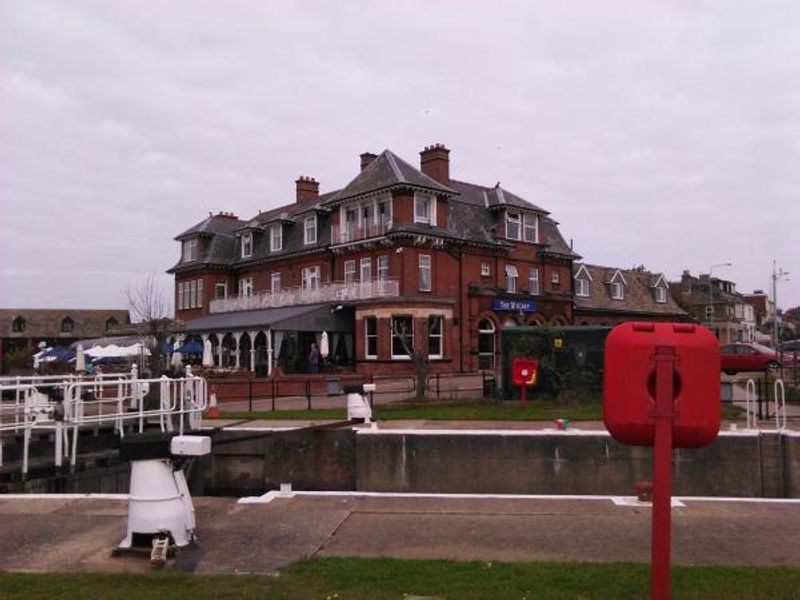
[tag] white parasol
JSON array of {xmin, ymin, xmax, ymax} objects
[
  {"xmin": 320, "ymin": 331, "xmax": 329, "ymax": 359},
  {"xmin": 202, "ymin": 339, "xmax": 214, "ymax": 367},
  {"xmin": 75, "ymin": 344, "xmax": 85, "ymax": 372},
  {"xmin": 171, "ymin": 340, "xmax": 183, "ymax": 369}
]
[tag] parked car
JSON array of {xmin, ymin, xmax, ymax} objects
[
  {"xmin": 719, "ymin": 343, "xmax": 783, "ymax": 375},
  {"xmin": 778, "ymin": 339, "xmax": 800, "ymax": 356}
]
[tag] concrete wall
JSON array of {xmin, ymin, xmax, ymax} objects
[{"xmin": 206, "ymin": 429, "xmax": 800, "ymax": 498}]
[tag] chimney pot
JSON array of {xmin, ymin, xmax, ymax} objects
[
  {"xmin": 295, "ymin": 175, "xmax": 320, "ymax": 203},
  {"xmin": 360, "ymin": 152, "xmax": 377, "ymax": 171},
  {"xmin": 420, "ymin": 143, "xmax": 450, "ymax": 185}
]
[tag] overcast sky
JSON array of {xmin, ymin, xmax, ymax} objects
[{"xmin": 1, "ymin": 0, "xmax": 798, "ymax": 313}]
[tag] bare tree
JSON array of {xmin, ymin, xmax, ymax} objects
[
  {"xmin": 390, "ymin": 316, "xmax": 431, "ymax": 398},
  {"xmin": 125, "ymin": 273, "xmax": 172, "ymax": 377}
]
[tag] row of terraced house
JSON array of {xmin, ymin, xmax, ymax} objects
[{"xmin": 168, "ymin": 144, "xmax": 689, "ymax": 377}]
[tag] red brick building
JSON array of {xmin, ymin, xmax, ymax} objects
[{"xmin": 168, "ymin": 144, "xmax": 577, "ymax": 376}]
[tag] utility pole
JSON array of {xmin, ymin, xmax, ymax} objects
[{"xmin": 771, "ymin": 261, "xmax": 790, "ymax": 347}]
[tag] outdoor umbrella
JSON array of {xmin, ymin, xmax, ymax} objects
[
  {"xmin": 320, "ymin": 331, "xmax": 330, "ymax": 359},
  {"xmin": 75, "ymin": 344, "xmax": 85, "ymax": 372},
  {"xmin": 202, "ymin": 339, "xmax": 214, "ymax": 367}
]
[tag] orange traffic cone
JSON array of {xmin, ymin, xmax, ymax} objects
[{"xmin": 207, "ymin": 388, "xmax": 220, "ymax": 419}]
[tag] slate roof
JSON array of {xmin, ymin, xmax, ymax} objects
[
  {"xmin": 0, "ymin": 309, "xmax": 131, "ymax": 339},
  {"xmin": 573, "ymin": 264, "xmax": 686, "ymax": 317},
  {"xmin": 170, "ymin": 147, "xmax": 578, "ymax": 271},
  {"xmin": 328, "ymin": 150, "xmax": 456, "ymax": 203}
]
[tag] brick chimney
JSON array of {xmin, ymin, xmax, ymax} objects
[
  {"xmin": 420, "ymin": 143, "xmax": 450, "ymax": 185},
  {"xmin": 360, "ymin": 152, "xmax": 377, "ymax": 171},
  {"xmin": 295, "ymin": 176, "xmax": 319, "ymax": 203}
]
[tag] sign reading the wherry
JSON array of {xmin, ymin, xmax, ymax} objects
[{"xmin": 491, "ymin": 299, "xmax": 537, "ymax": 313}]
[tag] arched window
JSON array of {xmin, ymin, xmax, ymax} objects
[
  {"xmin": 12, "ymin": 317, "xmax": 26, "ymax": 333},
  {"xmin": 478, "ymin": 318, "xmax": 496, "ymax": 370},
  {"xmin": 106, "ymin": 317, "xmax": 118, "ymax": 331},
  {"xmin": 61, "ymin": 317, "xmax": 74, "ymax": 333}
]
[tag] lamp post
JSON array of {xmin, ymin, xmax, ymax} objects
[
  {"xmin": 771, "ymin": 260, "xmax": 790, "ymax": 348},
  {"xmin": 707, "ymin": 262, "xmax": 732, "ymax": 339}
]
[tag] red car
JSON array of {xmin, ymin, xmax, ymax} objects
[{"xmin": 720, "ymin": 343, "xmax": 782, "ymax": 374}]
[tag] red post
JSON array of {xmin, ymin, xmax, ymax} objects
[
  {"xmin": 520, "ymin": 384, "xmax": 527, "ymax": 407},
  {"xmin": 651, "ymin": 346, "xmax": 676, "ymax": 600}
]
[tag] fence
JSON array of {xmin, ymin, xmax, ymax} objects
[
  {"xmin": 0, "ymin": 366, "xmax": 207, "ymax": 476},
  {"xmin": 206, "ymin": 371, "xmax": 497, "ymax": 413}
]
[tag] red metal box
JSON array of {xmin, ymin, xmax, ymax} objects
[
  {"xmin": 512, "ymin": 357, "xmax": 539, "ymax": 387},
  {"xmin": 603, "ymin": 322, "xmax": 720, "ymax": 448}
]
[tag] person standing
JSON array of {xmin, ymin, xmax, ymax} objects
[{"xmin": 308, "ymin": 342, "xmax": 320, "ymax": 374}]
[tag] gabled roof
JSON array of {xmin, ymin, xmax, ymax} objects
[
  {"xmin": 448, "ymin": 179, "xmax": 549, "ymax": 214},
  {"xmin": 572, "ymin": 264, "xmax": 686, "ymax": 317},
  {"xmin": 327, "ymin": 150, "xmax": 456, "ymax": 203},
  {"xmin": 574, "ymin": 264, "xmax": 593, "ymax": 281}
]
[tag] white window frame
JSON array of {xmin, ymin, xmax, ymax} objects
[
  {"xmin": 215, "ymin": 282, "xmax": 227, "ymax": 300},
  {"xmin": 505, "ymin": 212, "xmax": 521, "ymax": 240},
  {"xmin": 302, "ymin": 265, "xmax": 320, "ymax": 292},
  {"xmin": 481, "ymin": 262, "xmax": 491, "ymax": 277},
  {"xmin": 177, "ymin": 282, "xmax": 184, "ymax": 310},
  {"xmin": 182, "ymin": 238, "xmax": 197, "ymax": 262},
  {"xmin": 414, "ymin": 193, "xmax": 436, "ymax": 225},
  {"xmin": 304, "ymin": 215, "xmax": 317, "ymax": 245},
  {"xmin": 575, "ymin": 278, "xmax": 590, "ymax": 297},
  {"xmin": 528, "ymin": 267, "xmax": 540, "ymax": 295},
  {"xmin": 190, "ymin": 280, "xmax": 197, "ymax": 308},
  {"xmin": 391, "ymin": 315, "xmax": 413, "ymax": 359},
  {"xmin": 523, "ymin": 213, "xmax": 538, "ymax": 243},
  {"xmin": 655, "ymin": 286, "xmax": 667, "ymax": 303},
  {"xmin": 241, "ymin": 232, "xmax": 253, "ymax": 258},
  {"xmin": 611, "ymin": 281, "xmax": 624, "ymax": 300},
  {"xmin": 419, "ymin": 254, "xmax": 432, "ymax": 292},
  {"xmin": 505, "ymin": 264, "xmax": 518, "ymax": 293},
  {"xmin": 239, "ymin": 277, "xmax": 253, "ymax": 297},
  {"xmin": 271, "ymin": 272, "xmax": 281, "ymax": 294},
  {"xmin": 270, "ymin": 224, "xmax": 282, "ymax": 252},
  {"xmin": 477, "ymin": 317, "xmax": 496, "ymax": 370},
  {"xmin": 428, "ymin": 315, "xmax": 443, "ymax": 359},
  {"xmin": 365, "ymin": 316, "xmax": 378, "ymax": 359},
  {"xmin": 344, "ymin": 260, "xmax": 356, "ymax": 284},
  {"xmin": 360, "ymin": 257, "xmax": 372, "ymax": 282},
  {"xmin": 377, "ymin": 255, "xmax": 389, "ymax": 280},
  {"xmin": 197, "ymin": 279, "xmax": 204, "ymax": 308},
  {"xmin": 551, "ymin": 270, "xmax": 560, "ymax": 285}
]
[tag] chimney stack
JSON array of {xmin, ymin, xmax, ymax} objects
[
  {"xmin": 360, "ymin": 152, "xmax": 377, "ymax": 171},
  {"xmin": 295, "ymin": 176, "xmax": 319, "ymax": 203},
  {"xmin": 420, "ymin": 143, "xmax": 450, "ymax": 185}
]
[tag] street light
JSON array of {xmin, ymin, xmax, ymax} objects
[
  {"xmin": 707, "ymin": 262, "xmax": 732, "ymax": 339},
  {"xmin": 772, "ymin": 260, "xmax": 790, "ymax": 348}
]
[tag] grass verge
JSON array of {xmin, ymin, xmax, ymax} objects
[
  {"xmin": 2, "ymin": 558, "xmax": 799, "ymax": 599},
  {"xmin": 218, "ymin": 400, "xmax": 743, "ymax": 422}
]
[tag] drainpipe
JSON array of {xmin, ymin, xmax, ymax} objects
[{"xmin": 459, "ymin": 246, "xmax": 464, "ymax": 372}]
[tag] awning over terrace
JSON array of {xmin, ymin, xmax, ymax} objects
[{"xmin": 184, "ymin": 303, "xmax": 353, "ymax": 334}]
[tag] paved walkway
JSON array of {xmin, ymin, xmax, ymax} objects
[{"xmin": 1, "ymin": 494, "xmax": 798, "ymax": 574}]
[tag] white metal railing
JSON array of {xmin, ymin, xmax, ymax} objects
[
  {"xmin": 210, "ymin": 278, "xmax": 400, "ymax": 313},
  {"xmin": 0, "ymin": 365, "xmax": 207, "ymax": 476},
  {"xmin": 774, "ymin": 379, "xmax": 787, "ymax": 431},
  {"xmin": 745, "ymin": 378, "xmax": 758, "ymax": 430},
  {"xmin": 331, "ymin": 218, "xmax": 392, "ymax": 245}
]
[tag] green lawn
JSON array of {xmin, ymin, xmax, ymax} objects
[
  {"xmin": 2, "ymin": 558, "xmax": 799, "ymax": 599},
  {"xmin": 219, "ymin": 400, "xmax": 743, "ymax": 423}
]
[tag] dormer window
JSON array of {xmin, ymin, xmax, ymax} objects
[
  {"xmin": 304, "ymin": 216, "xmax": 317, "ymax": 245},
  {"xmin": 576, "ymin": 278, "xmax": 590, "ymax": 297},
  {"xmin": 105, "ymin": 317, "xmax": 118, "ymax": 331},
  {"xmin": 181, "ymin": 238, "xmax": 198, "ymax": 262},
  {"xmin": 608, "ymin": 269, "xmax": 627, "ymax": 300},
  {"xmin": 270, "ymin": 224, "xmax": 282, "ymax": 252},
  {"xmin": 655, "ymin": 286, "xmax": 667, "ymax": 303},
  {"xmin": 523, "ymin": 213, "xmax": 538, "ymax": 243},
  {"xmin": 414, "ymin": 193, "xmax": 436, "ymax": 225},
  {"xmin": 61, "ymin": 317, "xmax": 74, "ymax": 333},
  {"xmin": 241, "ymin": 232, "xmax": 253, "ymax": 258},
  {"xmin": 506, "ymin": 212, "xmax": 521, "ymax": 240},
  {"xmin": 12, "ymin": 316, "xmax": 26, "ymax": 333}
]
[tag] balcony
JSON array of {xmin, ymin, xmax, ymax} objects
[
  {"xmin": 331, "ymin": 218, "xmax": 392, "ymax": 245},
  {"xmin": 209, "ymin": 278, "xmax": 400, "ymax": 313}
]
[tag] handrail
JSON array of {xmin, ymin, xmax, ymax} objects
[
  {"xmin": 774, "ymin": 379, "xmax": 787, "ymax": 431},
  {"xmin": 745, "ymin": 379, "xmax": 758, "ymax": 430}
]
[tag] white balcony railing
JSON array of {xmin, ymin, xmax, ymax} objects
[
  {"xmin": 209, "ymin": 278, "xmax": 400, "ymax": 313},
  {"xmin": 331, "ymin": 218, "xmax": 392, "ymax": 245}
]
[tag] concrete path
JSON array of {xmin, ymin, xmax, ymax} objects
[{"xmin": 1, "ymin": 494, "xmax": 798, "ymax": 574}]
